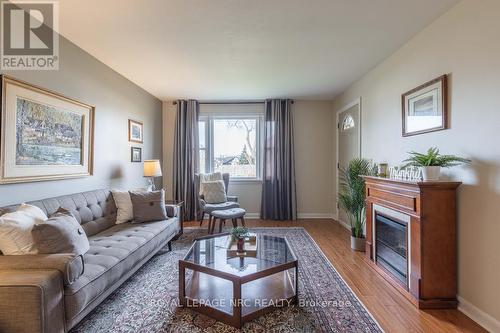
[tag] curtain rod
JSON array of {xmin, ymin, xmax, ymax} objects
[{"xmin": 172, "ymin": 100, "xmax": 294, "ymax": 105}]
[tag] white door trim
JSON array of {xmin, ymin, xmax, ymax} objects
[{"xmin": 336, "ymin": 97, "xmax": 362, "ymax": 226}]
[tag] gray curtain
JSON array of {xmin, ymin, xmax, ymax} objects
[
  {"xmin": 173, "ymin": 100, "xmax": 199, "ymax": 221},
  {"xmin": 260, "ymin": 99, "xmax": 297, "ymax": 220}
]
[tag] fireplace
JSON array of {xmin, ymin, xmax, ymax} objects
[{"xmin": 375, "ymin": 213, "xmax": 408, "ymax": 287}]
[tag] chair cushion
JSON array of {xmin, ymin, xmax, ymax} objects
[
  {"xmin": 64, "ymin": 219, "xmax": 178, "ymax": 323},
  {"xmin": 203, "ymin": 201, "xmax": 240, "ymax": 213},
  {"xmin": 211, "ymin": 208, "xmax": 246, "ymax": 219}
]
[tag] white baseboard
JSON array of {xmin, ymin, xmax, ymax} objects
[
  {"xmin": 458, "ymin": 296, "xmax": 500, "ymax": 332},
  {"xmin": 297, "ymin": 213, "xmax": 335, "ymax": 219},
  {"xmin": 243, "ymin": 213, "xmax": 260, "ymax": 219},
  {"xmin": 243, "ymin": 213, "xmax": 336, "ymax": 219}
]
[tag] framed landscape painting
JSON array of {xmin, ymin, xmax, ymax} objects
[
  {"xmin": 0, "ymin": 75, "xmax": 94, "ymax": 184},
  {"xmin": 402, "ymin": 74, "xmax": 448, "ymax": 136},
  {"xmin": 128, "ymin": 119, "xmax": 143, "ymax": 143}
]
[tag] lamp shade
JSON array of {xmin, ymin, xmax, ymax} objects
[{"xmin": 143, "ymin": 160, "xmax": 162, "ymax": 177}]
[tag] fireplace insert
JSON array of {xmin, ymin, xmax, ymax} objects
[{"xmin": 375, "ymin": 213, "xmax": 408, "ymax": 287}]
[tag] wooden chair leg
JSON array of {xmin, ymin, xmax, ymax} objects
[
  {"xmin": 199, "ymin": 212, "xmax": 205, "ymax": 226},
  {"xmin": 210, "ymin": 217, "xmax": 216, "ymax": 234},
  {"xmin": 219, "ymin": 219, "xmax": 225, "ymax": 233},
  {"xmin": 232, "ymin": 218, "xmax": 237, "ymax": 228},
  {"xmin": 207, "ymin": 215, "xmax": 213, "ymax": 232},
  {"xmin": 240, "ymin": 216, "xmax": 246, "ymax": 227}
]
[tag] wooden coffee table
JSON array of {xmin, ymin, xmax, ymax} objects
[{"xmin": 178, "ymin": 233, "xmax": 298, "ymax": 328}]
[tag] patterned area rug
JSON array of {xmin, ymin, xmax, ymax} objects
[{"xmin": 72, "ymin": 227, "xmax": 382, "ymax": 333}]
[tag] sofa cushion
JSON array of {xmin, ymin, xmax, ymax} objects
[
  {"xmin": 32, "ymin": 209, "xmax": 90, "ymax": 256},
  {"xmin": 64, "ymin": 219, "xmax": 178, "ymax": 323},
  {"xmin": 111, "ymin": 190, "xmax": 133, "ymax": 224},
  {"xmin": 129, "ymin": 190, "xmax": 167, "ymax": 223}
]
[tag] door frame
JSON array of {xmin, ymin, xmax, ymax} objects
[{"xmin": 336, "ymin": 97, "xmax": 362, "ymax": 228}]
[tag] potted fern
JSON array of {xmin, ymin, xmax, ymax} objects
[
  {"xmin": 338, "ymin": 158, "xmax": 376, "ymax": 251},
  {"xmin": 402, "ymin": 147, "xmax": 470, "ymax": 181}
]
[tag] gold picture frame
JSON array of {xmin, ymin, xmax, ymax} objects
[
  {"xmin": 128, "ymin": 119, "xmax": 143, "ymax": 143},
  {"xmin": 0, "ymin": 75, "xmax": 94, "ymax": 184}
]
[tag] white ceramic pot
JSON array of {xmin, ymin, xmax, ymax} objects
[
  {"xmin": 421, "ymin": 166, "xmax": 441, "ymax": 181},
  {"xmin": 350, "ymin": 236, "xmax": 366, "ymax": 252}
]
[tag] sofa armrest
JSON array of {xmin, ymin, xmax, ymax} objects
[
  {"xmin": 0, "ymin": 270, "xmax": 65, "ymax": 333},
  {"xmin": 227, "ymin": 196, "xmax": 238, "ymax": 203},
  {"xmin": 165, "ymin": 204, "xmax": 179, "ymax": 218},
  {"xmin": 0, "ymin": 253, "xmax": 84, "ymax": 285}
]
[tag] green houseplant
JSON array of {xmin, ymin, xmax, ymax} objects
[
  {"xmin": 402, "ymin": 147, "xmax": 470, "ymax": 181},
  {"xmin": 338, "ymin": 158, "xmax": 376, "ymax": 251},
  {"xmin": 230, "ymin": 226, "xmax": 249, "ymax": 253}
]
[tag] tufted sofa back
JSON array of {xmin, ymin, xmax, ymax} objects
[{"xmin": 0, "ymin": 189, "xmax": 117, "ymax": 237}]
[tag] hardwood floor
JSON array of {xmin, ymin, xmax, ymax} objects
[{"xmin": 184, "ymin": 219, "xmax": 486, "ymax": 333}]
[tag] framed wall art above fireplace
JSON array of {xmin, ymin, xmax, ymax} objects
[
  {"xmin": 402, "ymin": 74, "xmax": 448, "ymax": 137},
  {"xmin": 0, "ymin": 75, "xmax": 95, "ymax": 184}
]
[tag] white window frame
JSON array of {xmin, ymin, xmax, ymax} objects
[{"xmin": 198, "ymin": 106, "xmax": 264, "ymax": 182}]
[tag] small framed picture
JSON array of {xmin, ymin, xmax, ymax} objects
[
  {"xmin": 131, "ymin": 147, "xmax": 142, "ymax": 162},
  {"xmin": 128, "ymin": 119, "xmax": 143, "ymax": 143},
  {"xmin": 402, "ymin": 75, "xmax": 447, "ymax": 137}
]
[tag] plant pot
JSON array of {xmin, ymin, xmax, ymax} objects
[
  {"xmin": 236, "ymin": 238, "xmax": 245, "ymax": 253},
  {"xmin": 421, "ymin": 166, "xmax": 441, "ymax": 181},
  {"xmin": 350, "ymin": 236, "xmax": 365, "ymax": 252}
]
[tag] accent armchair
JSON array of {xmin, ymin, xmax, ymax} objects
[{"xmin": 195, "ymin": 173, "xmax": 239, "ymax": 227}]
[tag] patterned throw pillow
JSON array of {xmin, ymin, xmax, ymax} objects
[{"xmin": 203, "ymin": 180, "xmax": 227, "ymax": 204}]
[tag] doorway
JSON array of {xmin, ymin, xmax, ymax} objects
[{"xmin": 336, "ymin": 98, "xmax": 361, "ymax": 228}]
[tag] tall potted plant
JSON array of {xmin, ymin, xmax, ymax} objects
[
  {"xmin": 338, "ymin": 158, "xmax": 376, "ymax": 251},
  {"xmin": 402, "ymin": 147, "xmax": 470, "ymax": 181}
]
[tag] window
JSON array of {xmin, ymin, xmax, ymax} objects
[
  {"xmin": 341, "ymin": 114, "xmax": 355, "ymax": 131},
  {"xmin": 198, "ymin": 114, "xmax": 262, "ymax": 180}
]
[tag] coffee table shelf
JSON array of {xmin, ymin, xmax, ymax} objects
[{"xmin": 179, "ymin": 233, "xmax": 298, "ymax": 328}]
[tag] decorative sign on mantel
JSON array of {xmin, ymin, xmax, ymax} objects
[{"xmin": 388, "ymin": 166, "xmax": 422, "ymax": 181}]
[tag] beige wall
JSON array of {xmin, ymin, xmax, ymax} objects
[
  {"xmin": 332, "ymin": 0, "xmax": 500, "ymax": 329},
  {"xmin": 0, "ymin": 36, "xmax": 162, "ymax": 206},
  {"xmin": 162, "ymin": 100, "xmax": 335, "ymax": 218}
]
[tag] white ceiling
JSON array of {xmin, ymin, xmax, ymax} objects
[{"xmin": 59, "ymin": 0, "xmax": 458, "ymax": 101}]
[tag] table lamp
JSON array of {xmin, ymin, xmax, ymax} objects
[{"xmin": 143, "ymin": 160, "xmax": 162, "ymax": 191}]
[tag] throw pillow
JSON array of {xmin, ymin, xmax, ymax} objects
[
  {"xmin": 203, "ymin": 180, "xmax": 227, "ymax": 204},
  {"xmin": 111, "ymin": 190, "xmax": 134, "ymax": 224},
  {"xmin": 199, "ymin": 172, "xmax": 223, "ymax": 196},
  {"xmin": 129, "ymin": 189, "xmax": 168, "ymax": 223},
  {"xmin": 31, "ymin": 208, "xmax": 90, "ymax": 255},
  {"xmin": 0, "ymin": 204, "xmax": 48, "ymax": 255}
]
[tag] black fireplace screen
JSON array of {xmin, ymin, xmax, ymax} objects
[{"xmin": 375, "ymin": 213, "xmax": 408, "ymax": 286}]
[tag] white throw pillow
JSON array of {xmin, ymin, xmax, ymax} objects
[
  {"xmin": 18, "ymin": 203, "xmax": 48, "ymax": 221},
  {"xmin": 203, "ymin": 180, "xmax": 227, "ymax": 204},
  {"xmin": 0, "ymin": 204, "xmax": 47, "ymax": 255},
  {"xmin": 111, "ymin": 190, "xmax": 134, "ymax": 224}
]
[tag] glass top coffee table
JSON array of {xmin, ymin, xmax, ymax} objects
[{"xmin": 178, "ymin": 233, "xmax": 298, "ymax": 328}]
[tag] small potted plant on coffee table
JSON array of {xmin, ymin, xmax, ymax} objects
[
  {"xmin": 231, "ymin": 226, "xmax": 249, "ymax": 253},
  {"xmin": 402, "ymin": 147, "xmax": 470, "ymax": 181}
]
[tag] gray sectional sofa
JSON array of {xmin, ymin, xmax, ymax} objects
[{"xmin": 0, "ymin": 189, "xmax": 181, "ymax": 333}]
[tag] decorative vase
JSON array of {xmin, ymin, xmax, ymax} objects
[
  {"xmin": 421, "ymin": 166, "xmax": 441, "ymax": 181},
  {"xmin": 350, "ymin": 236, "xmax": 365, "ymax": 252},
  {"xmin": 237, "ymin": 238, "xmax": 245, "ymax": 253}
]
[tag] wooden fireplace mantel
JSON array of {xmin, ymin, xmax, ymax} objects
[{"xmin": 362, "ymin": 176, "xmax": 461, "ymax": 309}]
